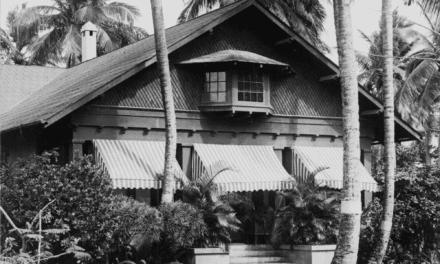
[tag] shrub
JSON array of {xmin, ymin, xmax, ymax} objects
[
  {"xmin": 104, "ymin": 195, "xmax": 162, "ymax": 263},
  {"xmin": 273, "ymin": 178, "xmax": 340, "ymax": 246},
  {"xmin": 148, "ymin": 201, "xmax": 206, "ymax": 264}
]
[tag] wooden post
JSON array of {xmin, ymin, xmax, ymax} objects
[{"xmin": 69, "ymin": 139, "xmax": 84, "ymax": 161}]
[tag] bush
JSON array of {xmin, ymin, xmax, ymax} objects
[
  {"xmin": 358, "ymin": 147, "xmax": 440, "ymax": 264},
  {"xmin": 148, "ymin": 201, "xmax": 206, "ymax": 264},
  {"xmin": 104, "ymin": 195, "xmax": 163, "ymax": 264},
  {"xmin": 1, "ymin": 151, "xmax": 113, "ymax": 261},
  {"xmin": 273, "ymin": 178, "xmax": 340, "ymax": 246},
  {"xmin": 0, "ymin": 151, "xmax": 163, "ymax": 264}
]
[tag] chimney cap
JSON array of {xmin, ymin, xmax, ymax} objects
[{"xmin": 81, "ymin": 22, "xmax": 98, "ymax": 33}]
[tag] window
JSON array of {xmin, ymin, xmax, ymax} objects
[
  {"xmin": 238, "ymin": 70, "xmax": 264, "ymax": 102},
  {"xmin": 203, "ymin": 72, "xmax": 227, "ymax": 103}
]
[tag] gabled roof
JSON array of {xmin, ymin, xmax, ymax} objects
[
  {"xmin": 0, "ymin": 64, "xmax": 65, "ymax": 114},
  {"xmin": 0, "ymin": 0, "xmax": 252, "ymax": 132},
  {"xmin": 0, "ymin": 0, "xmax": 422, "ymax": 141}
]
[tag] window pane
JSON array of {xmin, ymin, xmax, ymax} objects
[
  {"xmin": 210, "ymin": 72, "xmax": 217, "ymax": 82},
  {"xmin": 238, "ymin": 92, "xmax": 244, "ymax": 101},
  {"xmin": 251, "ymin": 93, "xmax": 257, "ymax": 102},
  {"xmin": 251, "ymin": 82, "xmax": 256, "ymax": 92},
  {"xmin": 210, "ymin": 93, "xmax": 217, "ymax": 102},
  {"xmin": 211, "ymin": 82, "xmax": 218, "ymax": 92},
  {"xmin": 257, "ymin": 93, "xmax": 263, "ymax": 102},
  {"xmin": 218, "ymin": 92, "xmax": 226, "ymax": 102},
  {"xmin": 245, "ymin": 93, "xmax": 250, "ymax": 101},
  {"xmin": 218, "ymin": 82, "xmax": 226, "ymax": 92},
  {"xmin": 245, "ymin": 82, "xmax": 251, "ymax": 91},
  {"xmin": 205, "ymin": 72, "xmax": 210, "ymax": 82},
  {"xmin": 256, "ymin": 83, "xmax": 263, "ymax": 92},
  {"xmin": 218, "ymin": 72, "xmax": 226, "ymax": 81},
  {"xmin": 204, "ymin": 83, "xmax": 210, "ymax": 92},
  {"xmin": 238, "ymin": 82, "xmax": 244, "ymax": 91}
]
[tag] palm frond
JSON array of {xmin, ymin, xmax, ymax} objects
[
  {"xmin": 14, "ymin": 6, "xmax": 61, "ymax": 28},
  {"xmin": 73, "ymin": 6, "xmax": 107, "ymax": 24},
  {"xmin": 178, "ymin": 0, "xmax": 222, "ymax": 23},
  {"xmin": 102, "ymin": 2, "xmax": 141, "ymax": 24}
]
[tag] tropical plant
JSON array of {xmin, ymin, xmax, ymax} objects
[
  {"xmin": 10, "ymin": 0, "xmax": 148, "ymax": 66},
  {"xmin": 1, "ymin": 151, "xmax": 113, "ymax": 262},
  {"xmin": 356, "ymin": 10, "xmax": 418, "ymax": 98},
  {"xmin": 182, "ymin": 160, "xmax": 244, "ymax": 249},
  {"xmin": 148, "ymin": 201, "xmax": 206, "ymax": 264},
  {"xmin": 272, "ymin": 177, "xmax": 340, "ymax": 247},
  {"xmin": 104, "ymin": 195, "xmax": 163, "ymax": 264},
  {"xmin": 332, "ymin": 0, "xmax": 363, "ymax": 262},
  {"xmin": 178, "ymin": 0, "xmax": 329, "ymax": 52},
  {"xmin": 367, "ymin": 0, "xmax": 396, "ymax": 262},
  {"xmin": 150, "ymin": 0, "xmax": 178, "ymax": 204},
  {"xmin": 0, "ymin": 204, "xmax": 91, "ymax": 264}
]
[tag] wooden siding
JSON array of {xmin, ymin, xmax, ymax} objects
[{"xmin": 92, "ymin": 11, "xmax": 342, "ymax": 117}]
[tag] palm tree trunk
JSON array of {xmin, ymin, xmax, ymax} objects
[
  {"xmin": 368, "ymin": 1, "xmax": 395, "ymax": 263},
  {"xmin": 331, "ymin": 1, "xmax": 362, "ymax": 263},
  {"xmin": 151, "ymin": 0, "xmax": 177, "ymax": 204},
  {"xmin": 425, "ymin": 111, "xmax": 436, "ymax": 166}
]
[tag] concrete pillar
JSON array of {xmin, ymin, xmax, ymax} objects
[
  {"xmin": 81, "ymin": 22, "xmax": 97, "ymax": 62},
  {"xmin": 69, "ymin": 139, "xmax": 84, "ymax": 161},
  {"xmin": 181, "ymin": 145, "xmax": 192, "ymax": 180},
  {"xmin": 136, "ymin": 189, "xmax": 151, "ymax": 204}
]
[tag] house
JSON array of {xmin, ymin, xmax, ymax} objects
[{"xmin": 0, "ymin": 0, "xmax": 420, "ymax": 210}]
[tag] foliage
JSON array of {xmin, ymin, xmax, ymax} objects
[
  {"xmin": 0, "ymin": 204, "xmax": 91, "ymax": 264},
  {"xmin": 178, "ymin": 0, "xmax": 329, "ymax": 52},
  {"xmin": 148, "ymin": 201, "xmax": 206, "ymax": 264},
  {"xmin": 10, "ymin": 0, "xmax": 148, "ymax": 66},
  {"xmin": 0, "ymin": 151, "xmax": 163, "ymax": 264},
  {"xmin": 359, "ymin": 144, "xmax": 440, "ymax": 263},
  {"xmin": 104, "ymin": 195, "xmax": 163, "ymax": 264},
  {"xmin": 273, "ymin": 178, "xmax": 340, "ymax": 246},
  {"xmin": 182, "ymin": 160, "xmax": 244, "ymax": 249}
]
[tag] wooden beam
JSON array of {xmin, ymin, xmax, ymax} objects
[{"xmin": 319, "ymin": 74, "xmax": 339, "ymax": 82}]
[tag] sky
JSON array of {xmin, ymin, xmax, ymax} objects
[{"xmin": 0, "ymin": 0, "xmax": 431, "ymax": 62}]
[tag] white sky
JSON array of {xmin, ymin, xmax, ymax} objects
[{"xmin": 0, "ymin": 0, "xmax": 430, "ymax": 62}]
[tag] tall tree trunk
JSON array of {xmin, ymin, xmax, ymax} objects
[
  {"xmin": 368, "ymin": 0, "xmax": 395, "ymax": 263},
  {"xmin": 331, "ymin": 1, "xmax": 362, "ymax": 263},
  {"xmin": 425, "ymin": 111, "xmax": 436, "ymax": 166},
  {"xmin": 151, "ymin": 0, "xmax": 177, "ymax": 204}
]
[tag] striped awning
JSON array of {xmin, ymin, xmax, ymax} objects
[
  {"xmin": 192, "ymin": 144, "xmax": 295, "ymax": 192},
  {"xmin": 292, "ymin": 146, "xmax": 378, "ymax": 192},
  {"xmin": 94, "ymin": 140, "xmax": 184, "ymax": 189}
]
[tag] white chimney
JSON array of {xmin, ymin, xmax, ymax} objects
[{"xmin": 81, "ymin": 22, "xmax": 98, "ymax": 62}]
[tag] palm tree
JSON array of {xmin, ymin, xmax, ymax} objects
[
  {"xmin": 11, "ymin": 0, "xmax": 148, "ymax": 66},
  {"xmin": 182, "ymin": 160, "xmax": 243, "ymax": 249},
  {"xmin": 150, "ymin": 0, "xmax": 178, "ymax": 204},
  {"xmin": 356, "ymin": 10, "xmax": 416, "ymax": 99},
  {"xmin": 394, "ymin": 4, "xmax": 440, "ymax": 166},
  {"xmin": 178, "ymin": 0, "xmax": 329, "ymax": 52},
  {"xmin": 331, "ymin": 0, "xmax": 362, "ymax": 263},
  {"xmin": 368, "ymin": 0, "xmax": 395, "ymax": 263}
]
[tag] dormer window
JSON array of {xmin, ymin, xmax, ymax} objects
[
  {"xmin": 178, "ymin": 49, "xmax": 292, "ymax": 115},
  {"xmin": 238, "ymin": 70, "xmax": 264, "ymax": 102},
  {"xmin": 203, "ymin": 72, "xmax": 227, "ymax": 103}
]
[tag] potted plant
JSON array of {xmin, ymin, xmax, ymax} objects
[
  {"xmin": 272, "ymin": 176, "xmax": 340, "ymax": 264},
  {"xmin": 181, "ymin": 160, "xmax": 249, "ymax": 264}
]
